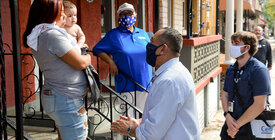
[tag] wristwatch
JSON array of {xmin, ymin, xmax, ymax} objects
[
  {"xmin": 223, "ymin": 111, "xmax": 229, "ymax": 117},
  {"xmin": 126, "ymin": 127, "xmax": 131, "ymax": 137}
]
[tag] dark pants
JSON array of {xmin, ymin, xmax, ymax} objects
[
  {"xmin": 221, "ymin": 134, "xmax": 253, "ymax": 140},
  {"xmin": 220, "ymin": 123, "xmax": 254, "ymax": 140}
]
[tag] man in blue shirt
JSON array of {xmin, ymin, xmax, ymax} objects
[
  {"xmin": 93, "ymin": 3, "xmax": 152, "ymax": 117},
  {"xmin": 110, "ymin": 28, "xmax": 201, "ymax": 140},
  {"xmin": 220, "ymin": 31, "xmax": 271, "ymax": 139}
]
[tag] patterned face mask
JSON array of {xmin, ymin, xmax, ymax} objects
[{"xmin": 118, "ymin": 15, "xmax": 136, "ymax": 28}]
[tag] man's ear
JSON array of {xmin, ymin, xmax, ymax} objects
[
  {"xmin": 245, "ymin": 45, "xmax": 250, "ymax": 50},
  {"xmin": 160, "ymin": 44, "xmax": 169, "ymax": 55}
]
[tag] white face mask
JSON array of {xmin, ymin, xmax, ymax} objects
[{"xmin": 230, "ymin": 45, "xmax": 248, "ymax": 58}]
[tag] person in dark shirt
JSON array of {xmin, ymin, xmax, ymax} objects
[
  {"xmin": 220, "ymin": 31, "xmax": 271, "ymax": 139},
  {"xmin": 254, "ymin": 26, "xmax": 272, "ymax": 70}
]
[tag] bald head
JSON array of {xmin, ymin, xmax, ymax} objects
[
  {"xmin": 156, "ymin": 28, "xmax": 183, "ymax": 54},
  {"xmin": 150, "ymin": 28, "xmax": 182, "ymax": 69},
  {"xmin": 254, "ymin": 26, "xmax": 263, "ymax": 39}
]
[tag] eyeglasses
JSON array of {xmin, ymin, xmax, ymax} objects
[{"xmin": 119, "ymin": 11, "xmax": 134, "ymax": 17}]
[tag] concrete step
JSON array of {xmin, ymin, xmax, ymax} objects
[{"xmin": 88, "ymin": 131, "xmax": 123, "ymax": 140}]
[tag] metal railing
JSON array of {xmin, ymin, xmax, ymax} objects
[
  {"xmin": 0, "ymin": 42, "xmax": 146, "ymax": 139},
  {"xmin": 85, "ymin": 54, "xmax": 147, "ymax": 139},
  {"xmin": 1, "ymin": 1, "xmax": 147, "ymax": 138}
]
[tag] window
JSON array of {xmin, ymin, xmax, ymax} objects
[{"xmin": 101, "ymin": 0, "xmax": 115, "ymax": 37}]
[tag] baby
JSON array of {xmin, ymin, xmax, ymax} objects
[{"xmin": 63, "ymin": 1, "xmax": 85, "ymax": 47}]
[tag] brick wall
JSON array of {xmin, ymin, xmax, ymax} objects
[
  {"xmin": 159, "ymin": 0, "xmax": 184, "ymax": 34},
  {"xmin": 173, "ymin": 0, "xmax": 184, "ymax": 33},
  {"xmin": 159, "ymin": 0, "xmax": 169, "ymax": 28}
]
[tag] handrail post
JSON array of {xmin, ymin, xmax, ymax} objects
[
  {"xmin": 9, "ymin": 0, "xmax": 24, "ymax": 139},
  {"xmin": 187, "ymin": 0, "xmax": 193, "ymax": 39},
  {"xmin": 134, "ymin": 85, "xmax": 137, "ymax": 119},
  {"xmin": 109, "ymin": 69, "xmax": 113, "ymax": 139}
]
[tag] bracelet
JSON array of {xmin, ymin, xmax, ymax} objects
[
  {"xmin": 223, "ymin": 111, "xmax": 229, "ymax": 117},
  {"xmin": 126, "ymin": 127, "xmax": 132, "ymax": 137}
]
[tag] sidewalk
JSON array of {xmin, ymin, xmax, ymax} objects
[
  {"xmin": 200, "ymin": 37, "xmax": 275, "ymax": 140},
  {"xmin": 200, "ymin": 107, "xmax": 224, "ymax": 140}
]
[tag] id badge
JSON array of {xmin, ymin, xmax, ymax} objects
[{"xmin": 228, "ymin": 101, "xmax": 234, "ymax": 112}]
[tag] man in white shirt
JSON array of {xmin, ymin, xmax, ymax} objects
[{"xmin": 110, "ymin": 28, "xmax": 201, "ymax": 140}]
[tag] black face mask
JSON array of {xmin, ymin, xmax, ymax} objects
[{"xmin": 146, "ymin": 43, "xmax": 162, "ymax": 67}]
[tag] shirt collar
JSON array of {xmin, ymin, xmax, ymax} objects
[
  {"xmin": 233, "ymin": 56, "xmax": 253, "ymax": 70},
  {"xmin": 117, "ymin": 25, "xmax": 139, "ymax": 33},
  {"xmin": 259, "ymin": 36, "xmax": 264, "ymax": 41},
  {"xmin": 154, "ymin": 57, "xmax": 180, "ymax": 77}
]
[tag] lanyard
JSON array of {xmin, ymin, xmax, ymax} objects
[{"xmin": 232, "ymin": 67, "xmax": 245, "ymax": 107}]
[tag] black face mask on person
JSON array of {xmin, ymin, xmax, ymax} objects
[{"xmin": 146, "ymin": 43, "xmax": 163, "ymax": 67}]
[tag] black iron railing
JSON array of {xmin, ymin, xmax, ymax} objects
[
  {"xmin": 1, "ymin": 1, "xmax": 147, "ymax": 138},
  {"xmin": 85, "ymin": 54, "xmax": 147, "ymax": 139},
  {"xmin": 0, "ymin": 43, "xmax": 147, "ymax": 139}
]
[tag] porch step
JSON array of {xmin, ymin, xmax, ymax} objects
[
  {"xmin": 88, "ymin": 132, "xmax": 123, "ymax": 140},
  {"xmin": 23, "ymin": 112, "xmax": 55, "ymax": 128}
]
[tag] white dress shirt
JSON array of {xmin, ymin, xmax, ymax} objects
[{"xmin": 136, "ymin": 57, "xmax": 201, "ymax": 140}]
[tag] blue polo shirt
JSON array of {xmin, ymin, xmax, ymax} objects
[
  {"xmin": 222, "ymin": 57, "xmax": 271, "ymax": 135},
  {"xmin": 93, "ymin": 26, "xmax": 152, "ymax": 93}
]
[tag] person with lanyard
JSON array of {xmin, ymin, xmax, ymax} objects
[
  {"xmin": 110, "ymin": 28, "xmax": 201, "ymax": 140},
  {"xmin": 93, "ymin": 3, "xmax": 152, "ymax": 118},
  {"xmin": 253, "ymin": 26, "xmax": 272, "ymax": 71},
  {"xmin": 220, "ymin": 31, "xmax": 271, "ymax": 139}
]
